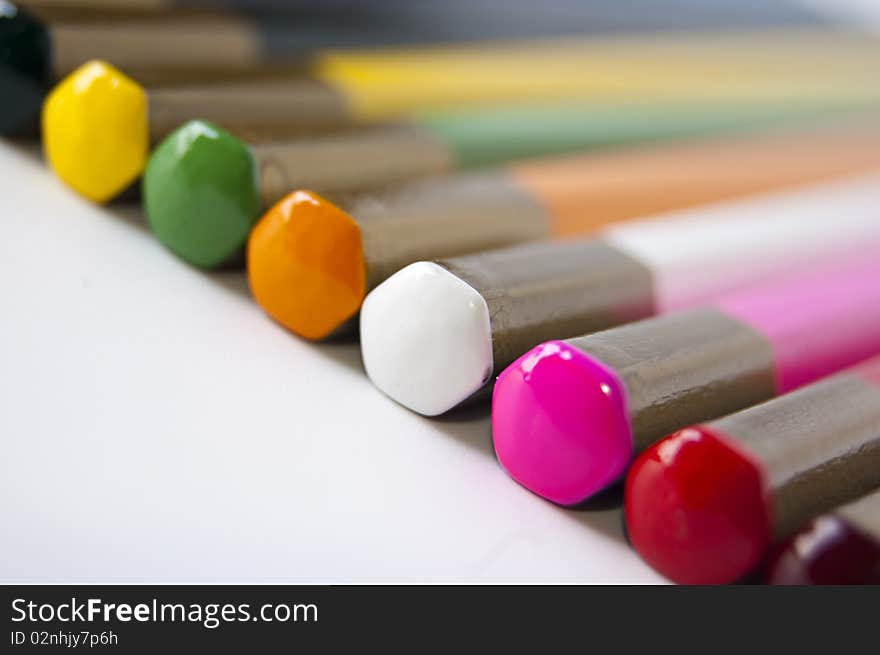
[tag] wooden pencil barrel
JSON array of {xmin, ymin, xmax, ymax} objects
[
  {"xmin": 570, "ymin": 309, "xmax": 777, "ymax": 451},
  {"xmin": 714, "ymin": 374, "xmax": 880, "ymax": 539},
  {"xmin": 145, "ymin": 79, "xmax": 347, "ymax": 142},
  {"xmin": 251, "ymin": 125, "xmax": 453, "ymax": 207},
  {"xmin": 49, "ymin": 15, "xmax": 264, "ymax": 74},
  {"xmin": 350, "ymin": 172, "xmax": 550, "ymax": 289},
  {"xmin": 439, "ymin": 240, "xmax": 655, "ymax": 369},
  {"xmin": 838, "ymin": 492, "xmax": 880, "ymax": 542}
]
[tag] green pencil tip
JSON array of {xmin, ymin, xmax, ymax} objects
[
  {"xmin": 0, "ymin": 2, "xmax": 51, "ymax": 135},
  {"xmin": 144, "ymin": 120, "xmax": 260, "ymax": 269}
]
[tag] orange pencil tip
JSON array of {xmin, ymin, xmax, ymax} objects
[{"xmin": 247, "ymin": 191, "xmax": 366, "ymax": 341}]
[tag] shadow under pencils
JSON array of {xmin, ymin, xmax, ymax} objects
[
  {"xmin": 3, "ymin": 137, "xmax": 42, "ymax": 161},
  {"xmin": 424, "ymin": 385, "xmax": 630, "ymax": 544},
  {"xmin": 102, "ymin": 201, "xmax": 150, "ymax": 235}
]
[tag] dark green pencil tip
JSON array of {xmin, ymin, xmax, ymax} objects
[{"xmin": 0, "ymin": 2, "xmax": 51, "ymax": 136}]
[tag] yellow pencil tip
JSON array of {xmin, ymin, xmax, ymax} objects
[{"xmin": 42, "ymin": 60, "xmax": 148, "ymax": 203}]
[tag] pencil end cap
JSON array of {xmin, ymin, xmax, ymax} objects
[
  {"xmin": 42, "ymin": 60, "xmax": 147, "ymax": 202},
  {"xmin": 144, "ymin": 120, "xmax": 259, "ymax": 268},
  {"xmin": 247, "ymin": 191, "xmax": 365, "ymax": 340},
  {"xmin": 625, "ymin": 425, "xmax": 770, "ymax": 584},
  {"xmin": 361, "ymin": 261, "xmax": 492, "ymax": 416},
  {"xmin": 492, "ymin": 341, "xmax": 633, "ymax": 506},
  {"xmin": 0, "ymin": 2, "xmax": 50, "ymax": 135},
  {"xmin": 765, "ymin": 516, "xmax": 880, "ymax": 585}
]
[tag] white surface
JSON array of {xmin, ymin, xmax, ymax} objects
[
  {"xmin": 0, "ymin": 143, "xmax": 664, "ymax": 583},
  {"xmin": 361, "ymin": 261, "xmax": 493, "ymax": 417},
  {"xmin": 603, "ymin": 172, "xmax": 880, "ymax": 311}
]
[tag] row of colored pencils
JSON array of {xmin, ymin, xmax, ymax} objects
[{"xmin": 4, "ymin": 0, "xmax": 880, "ymax": 584}]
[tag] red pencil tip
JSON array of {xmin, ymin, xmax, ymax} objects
[{"xmin": 625, "ymin": 425, "xmax": 771, "ymax": 584}]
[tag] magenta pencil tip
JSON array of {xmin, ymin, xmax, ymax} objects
[{"xmin": 491, "ymin": 340, "xmax": 633, "ymax": 506}]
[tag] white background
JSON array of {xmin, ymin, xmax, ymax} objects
[{"xmin": 2, "ymin": 1, "xmax": 877, "ymax": 583}]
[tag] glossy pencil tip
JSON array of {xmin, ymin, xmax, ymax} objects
[
  {"xmin": 144, "ymin": 120, "xmax": 259, "ymax": 268},
  {"xmin": 492, "ymin": 341, "xmax": 633, "ymax": 506},
  {"xmin": 0, "ymin": 2, "xmax": 50, "ymax": 135},
  {"xmin": 765, "ymin": 516, "xmax": 880, "ymax": 584},
  {"xmin": 247, "ymin": 191, "xmax": 366, "ymax": 340},
  {"xmin": 42, "ymin": 60, "xmax": 148, "ymax": 202},
  {"xmin": 361, "ymin": 261, "xmax": 492, "ymax": 416},
  {"xmin": 625, "ymin": 425, "xmax": 771, "ymax": 584}
]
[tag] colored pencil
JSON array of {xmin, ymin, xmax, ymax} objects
[
  {"xmin": 248, "ymin": 122, "xmax": 880, "ymax": 340},
  {"xmin": 13, "ymin": 0, "xmax": 831, "ymax": 34},
  {"xmin": 148, "ymin": 114, "xmax": 880, "ymax": 271},
  {"xmin": 490, "ymin": 253, "xmax": 880, "ymax": 510},
  {"xmin": 766, "ymin": 487, "xmax": 880, "ymax": 585},
  {"xmin": 10, "ymin": 0, "xmax": 828, "ymax": 135},
  {"xmin": 37, "ymin": 0, "xmax": 818, "ymax": 76},
  {"xmin": 39, "ymin": 27, "xmax": 880, "ymax": 200},
  {"xmin": 625, "ymin": 356, "xmax": 880, "ymax": 584},
  {"xmin": 4, "ymin": 5, "xmax": 335, "ymax": 135},
  {"xmin": 359, "ymin": 172, "xmax": 880, "ymax": 416}
]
